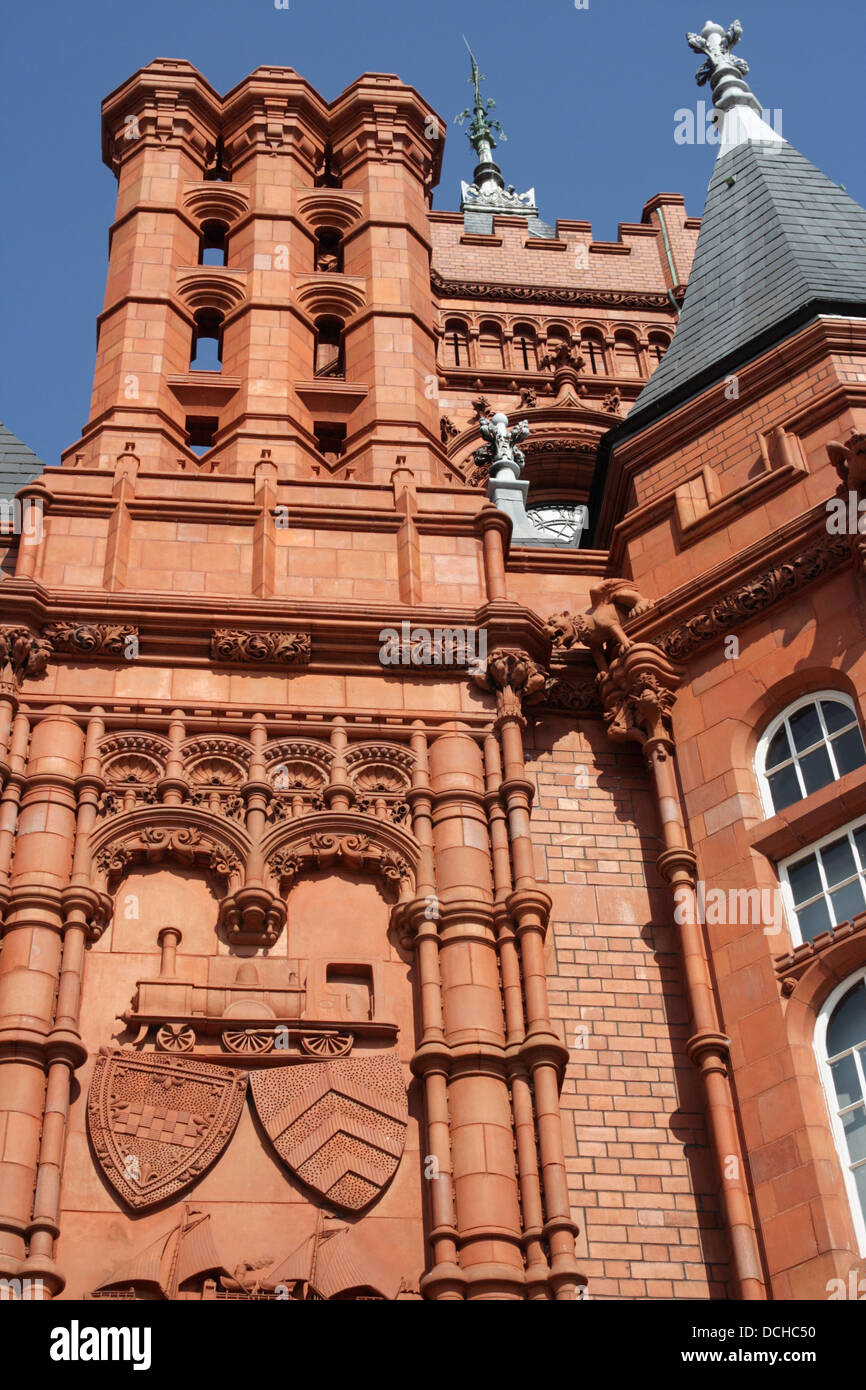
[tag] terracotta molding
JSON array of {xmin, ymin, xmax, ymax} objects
[{"xmin": 431, "ymin": 270, "xmax": 677, "ymax": 313}]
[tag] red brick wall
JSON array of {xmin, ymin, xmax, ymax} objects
[{"xmin": 525, "ymin": 712, "xmax": 731, "ymax": 1298}]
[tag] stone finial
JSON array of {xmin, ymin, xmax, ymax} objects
[{"xmin": 686, "ymin": 20, "xmax": 762, "ymax": 116}]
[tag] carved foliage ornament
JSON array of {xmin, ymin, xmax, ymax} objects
[
  {"xmin": 211, "ymin": 629, "xmax": 311, "ymax": 665},
  {"xmin": 431, "ymin": 269, "xmax": 676, "ymax": 312},
  {"xmin": 0, "ymin": 626, "xmax": 51, "ymax": 684},
  {"xmin": 95, "ymin": 826, "xmax": 243, "ymax": 883},
  {"xmin": 87, "ymin": 1050, "xmax": 247, "ymax": 1210},
  {"xmin": 655, "ymin": 535, "xmax": 851, "ymax": 662},
  {"xmin": 269, "ymin": 833, "xmax": 412, "ymax": 897},
  {"xmin": 44, "ymin": 621, "xmax": 138, "ymax": 657}
]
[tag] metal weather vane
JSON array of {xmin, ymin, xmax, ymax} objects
[{"xmin": 455, "ymin": 36, "xmax": 507, "ymax": 160}]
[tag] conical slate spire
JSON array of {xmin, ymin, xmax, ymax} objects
[
  {"xmin": 619, "ymin": 19, "xmax": 866, "ymax": 432},
  {"xmin": 454, "ymin": 38, "xmax": 537, "ymax": 218}
]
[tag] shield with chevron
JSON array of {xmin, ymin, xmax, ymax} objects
[{"xmin": 250, "ymin": 1052, "xmax": 408, "ymax": 1211}]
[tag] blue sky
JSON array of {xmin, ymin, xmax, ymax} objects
[{"xmin": 3, "ymin": 0, "xmax": 864, "ymax": 466}]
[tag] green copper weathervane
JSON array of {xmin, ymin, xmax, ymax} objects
[{"xmin": 454, "ymin": 37, "xmax": 537, "ymax": 217}]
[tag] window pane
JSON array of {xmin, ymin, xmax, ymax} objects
[
  {"xmin": 854, "ymin": 826, "xmax": 866, "ymax": 867},
  {"xmin": 787, "ymin": 854, "xmax": 821, "ymax": 905},
  {"xmin": 832, "ymin": 726, "xmax": 866, "ymax": 776},
  {"xmin": 766, "ymin": 726, "xmax": 792, "ymax": 770},
  {"xmin": 821, "ymin": 836, "xmax": 856, "ymax": 886},
  {"xmin": 822, "ymin": 700, "xmax": 854, "ymax": 734},
  {"xmin": 796, "ymin": 896, "xmax": 832, "ymax": 941},
  {"xmin": 854, "ymin": 1162, "xmax": 866, "ymax": 1222},
  {"xmin": 828, "ymin": 982, "xmax": 866, "ymax": 1056},
  {"xmin": 769, "ymin": 764, "xmax": 801, "ymax": 813},
  {"xmin": 789, "ymin": 703, "xmax": 822, "ymax": 753},
  {"xmin": 798, "ymin": 745, "xmax": 834, "ymax": 795},
  {"xmin": 830, "ymin": 878, "xmax": 866, "ymax": 925},
  {"xmin": 831, "ymin": 1053, "xmax": 862, "ymax": 1108},
  {"xmin": 842, "ymin": 1106, "xmax": 866, "ymax": 1165}
]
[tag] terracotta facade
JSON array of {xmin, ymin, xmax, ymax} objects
[{"xmin": 1, "ymin": 50, "xmax": 866, "ymax": 1302}]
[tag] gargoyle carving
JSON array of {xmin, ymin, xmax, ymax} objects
[
  {"xmin": 546, "ymin": 579, "xmax": 654, "ymax": 675},
  {"xmin": 0, "ymin": 626, "xmax": 51, "ymax": 687},
  {"xmin": 828, "ymin": 431, "xmax": 866, "ymax": 494}
]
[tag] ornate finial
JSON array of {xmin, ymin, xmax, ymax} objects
[
  {"xmin": 454, "ymin": 37, "xmax": 537, "ymax": 218},
  {"xmin": 455, "ymin": 36, "xmax": 506, "ymax": 163},
  {"xmin": 685, "ymin": 19, "xmax": 761, "ymax": 115}
]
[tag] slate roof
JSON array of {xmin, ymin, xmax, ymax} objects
[
  {"xmin": 621, "ymin": 138, "xmax": 866, "ymax": 434},
  {"xmin": 0, "ymin": 422, "xmax": 47, "ymax": 497}
]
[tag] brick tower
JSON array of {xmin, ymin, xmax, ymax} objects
[{"xmin": 0, "ymin": 19, "xmax": 865, "ymax": 1303}]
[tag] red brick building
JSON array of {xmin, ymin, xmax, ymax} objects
[{"xmin": 1, "ymin": 20, "xmax": 866, "ymax": 1302}]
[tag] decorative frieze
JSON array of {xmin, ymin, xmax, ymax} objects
[
  {"xmin": 44, "ymin": 621, "xmax": 138, "ymax": 657},
  {"xmin": 211, "ymin": 629, "xmax": 312, "ymax": 665},
  {"xmin": 431, "ymin": 268, "xmax": 676, "ymax": 312}
]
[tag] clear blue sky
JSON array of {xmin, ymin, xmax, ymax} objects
[{"xmin": 3, "ymin": 0, "xmax": 864, "ymax": 466}]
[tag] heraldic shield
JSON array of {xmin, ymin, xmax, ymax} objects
[
  {"xmin": 250, "ymin": 1052, "xmax": 408, "ymax": 1211},
  {"xmin": 87, "ymin": 1050, "xmax": 247, "ymax": 1210}
]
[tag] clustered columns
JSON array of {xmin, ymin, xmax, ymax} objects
[
  {"xmin": 597, "ymin": 642, "xmax": 767, "ymax": 1301},
  {"xmin": 0, "ymin": 706, "xmax": 103, "ymax": 1296},
  {"xmin": 476, "ymin": 651, "xmax": 583, "ymax": 1300}
]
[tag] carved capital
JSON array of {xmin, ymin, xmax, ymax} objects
[
  {"xmin": 597, "ymin": 643, "xmax": 681, "ymax": 750},
  {"xmin": 211, "ymin": 629, "xmax": 311, "ymax": 665},
  {"xmin": 0, "ymin": 626, "xmax": 51, "ymax": 690},
  {"xmin": 472, "ymin": 648, "xmax": 547, "ymax": 725}
]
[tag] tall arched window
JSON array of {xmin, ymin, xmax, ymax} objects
[
  {"xmin": 190, "ymin": 310, "xmax": 223, "ymax": 372},
  {"xmin": 478, "ymin": 321, "xmax": 504, "ymax": 370},
  {"xmin": 581, "ymin": 331, "xmax": 607, "ymax": 375},
  {"xmin": 512, "ymin": 324, "xmax": 538, "ymax": 372},
  {"xmin": 648, "ymin": 332, "xmax": 670, "ymax": 365},
  {"xmin": 816, "ymin": 971, "xmax": 866, "ymax": 1253},
  {"xmin": 314, "ymin": 316, "xmax": 344, "ymax": 377},
  {"xmin": 199, "ymin": 221, "xmax": 228, "ymax": 267},
  {"xmin": 613, "ymin": 331, "xmax": 642, "ymax": 378},
  {"xmin": 757, "ymin": 692, "xmax": 866, "ymax": 816},
  {"xmin": 443, "ymin": 319, "xmax": 470, "ymax": 369}
]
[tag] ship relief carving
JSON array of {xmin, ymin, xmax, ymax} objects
[
  {"xmin": 87, "ymin": 1050, "xmax": 247, "ymax": 1210},
  {"xmin": 249, "ymin": 1053, "xmax": 408, "ymax": 1212}
]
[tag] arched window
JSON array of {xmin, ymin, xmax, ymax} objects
[
  {"xmin": 613, "ymin": 331, "xmax": 642, "ymax": 378},
  {"xmin": 648, "ymin": 332, "xmax": 670, "ymax": 365},
  {"xmin": 190, "ymin": 310, "xmax": 223, "ymax": 372},
  {"xmin": 581, "ymin": 331, "xmax": 607, "ymax": 375},
  {"xmin": 512, "ymin": 324, "xmax": 538, "ymax": 372},
  {"xmin": 443, "ymin": 320, "xmax": 470, "ymax": 369},
  {"xmin": 757, "ymin": 692, "xmax": 866, "ymax": 816},
  {"xmin": 315, "ymin": 228, "xmax": 343, "ymax": 273},
  {"xmin": 199, "ymin": 221, "xmax": 228, "ymax": 267},
  {"xmin": 314, "ymin": 316, "xmax": 344, "ymax": 378},
  {"xmin": 816, "ymin": 971, "xmax": 866, "ymax": 1253},
  {"xmin": 780, "ymin": 815, "xmax": 866, "ymax": 942},
  {"xmin": 478, "ymin": 321, "xmax": 504, "ymax": 370}
]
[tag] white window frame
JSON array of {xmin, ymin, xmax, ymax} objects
[
  {"xmin": 815, "ymin": 967, "xmax": 866, "ymax": 1257},
  {"xmin": 756, "ymin": 690, "xmax": 864, "ymax": 818},
  {"xmin": 779, "ymin": 811, "xmax": 866, "ymax": 947}
]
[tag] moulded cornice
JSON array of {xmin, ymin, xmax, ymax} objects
[
  {"xmin": 328, "ymin": 73, "xmax": 444, "ymax": 186},
  {"xmin": 293, "ymin": 273, "xmax": 366, "ymax": 321},
  {"xmin": 101, "ymin": 59, "xmax": 222, "ymax": 173},
  {"xmin": 182, "ymin": 181, "xmax": 250, "ymax": 228},
  {"xmin": 220, "ymin": 66, "xmax": 329, "ymax": 175},
  {"xmin": 430, "ymin": 269, "xmax": 678, "ymax": 314},
  {"xmin": 294, "ymin": 189, "xmax": 364, "ymax": 234},
  {"xmin": 175, "ymin": 267, "xmax": 247, "ymax": 315}
]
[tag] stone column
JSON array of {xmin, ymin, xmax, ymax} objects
[
  {"xmin": 597, "ymin": 642, "xmax": 767, "ymax": 1301},
  {"xmin": 0, "ymin": 707, "xmax": 83, "ymax": 1283},
  {"xmin": 427, "ymin": 721, "xmax": 525, "ymax": 1299},
  {"xmin": 474, "ymin": 651, "xmax": 583, "ymax": 1301}
]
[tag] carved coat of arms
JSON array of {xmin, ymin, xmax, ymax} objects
[
  {"xmin": 249, "ymin": 1053, "xmax": 408, "ymax": 1211},
  {"xmin": 87, "ymin": 1050, "xmax": 247, "ymax": 1210}
]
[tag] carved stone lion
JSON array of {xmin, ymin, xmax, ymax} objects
[{"xmin": 546, "ymin": 579, "xmax": 653, "ymax": 676}]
